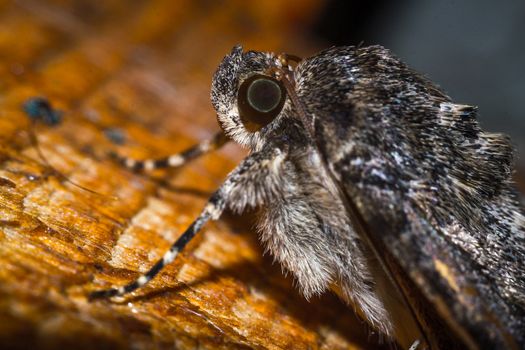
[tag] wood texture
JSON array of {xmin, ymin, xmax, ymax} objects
[{"xmin": 0, "ymin": 1, "xmax": 384, "ymax": 349}]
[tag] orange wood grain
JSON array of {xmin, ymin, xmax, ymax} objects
[{"xmin": 0, "ymin": 1, "xmax": 384, "ymax": 349}]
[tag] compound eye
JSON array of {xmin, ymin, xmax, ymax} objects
[{"xmin": 238, "ymin": 74, "xmax": 286, "ymax": 132}]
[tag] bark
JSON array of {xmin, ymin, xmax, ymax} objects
[{"xmin": 0, "ymin": 1, "xmax": 380, "ymax": 349}]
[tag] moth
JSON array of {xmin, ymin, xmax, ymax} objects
[{"xmin": 90, "ymin": 45, "xmax": 525, "ymax": 349}]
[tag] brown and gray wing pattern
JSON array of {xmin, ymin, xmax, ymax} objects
[{"xmin": 295, "ymin": 45, "xmax": 525, "ymax": 349}]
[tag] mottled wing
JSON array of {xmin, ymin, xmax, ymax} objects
[{"xmin": 295, "ymin": 46, "xmax": 525, "ymax": 349}]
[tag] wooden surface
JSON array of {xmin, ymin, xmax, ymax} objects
[{"xmin": 0, "ymin": 1, "xmax": 384, "ymax": 349}]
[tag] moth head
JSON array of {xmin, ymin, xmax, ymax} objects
[{"xmin": 211, "ymin": 45, "xmax": 289, "ymax": 150}]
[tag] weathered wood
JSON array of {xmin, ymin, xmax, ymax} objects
[{"xmin": 0, "ymin": 1, "xmax": 383, "ymax": 349}]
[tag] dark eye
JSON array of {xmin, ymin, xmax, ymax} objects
[{"xmin": 237, "ymin": 74, "xmax": 286, "ymax": 132}]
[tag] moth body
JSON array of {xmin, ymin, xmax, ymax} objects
[{"xmin": 91, "ymin": 45, "xmax": 525, "ymax": 350}]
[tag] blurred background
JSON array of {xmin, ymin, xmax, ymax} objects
[
  {"xmin": 310, "ymin": 0, "xmax": 525, "ymax": 174},
  {"xmin": 2, "ymin": 0, "xmax": 524, "ymax": 167},
  {"xmin": 0, "ymin": 0, "xmax": 523, "ymax": 348}
]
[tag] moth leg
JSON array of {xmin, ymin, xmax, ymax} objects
[
  {"xmin": 89, "ymin": 205, "xmax": 213, "ymax": 300},
  {"xmin": 89, "ymin": 144, "xmax": 285, "ymax": 300},
  {"xmin": 408, "ymin": 339, "xmax": 420, "ymax": 350},
  {"xmin": 113, "ymin": 131, "xmax": 228, "ymax": 171}
]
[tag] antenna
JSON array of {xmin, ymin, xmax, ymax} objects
[{"xmin": 23, "ymin": 97, "xmax": 118, "ymax": 200}]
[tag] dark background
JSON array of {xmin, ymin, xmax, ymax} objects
[{"xmin": 310, "ymin": 0, "xmax": 525, "ymax": 170}]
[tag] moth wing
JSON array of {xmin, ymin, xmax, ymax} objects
[{"xmin": 295, "ymin": 46, "xmax": 525, "ymax": 349}]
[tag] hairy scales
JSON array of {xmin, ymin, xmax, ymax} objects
[
  {"xmin": 211, "ymin": 45, "xmax": 525, "ymax": 347},
  {"xmin": 212, "ymin": 49, "xmax": 400, "ymax": 336},
  {"xmin": 92, "ymin": 44, "xmax": 525, "ymax": 349},
  {"xmin": 296, "ymin": 46, "xmax": 525, "ymax": 346}
]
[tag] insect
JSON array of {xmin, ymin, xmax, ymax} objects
[{"xmin": 90, "ymin": 45, "xmax": 525, "ymax": 349}]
